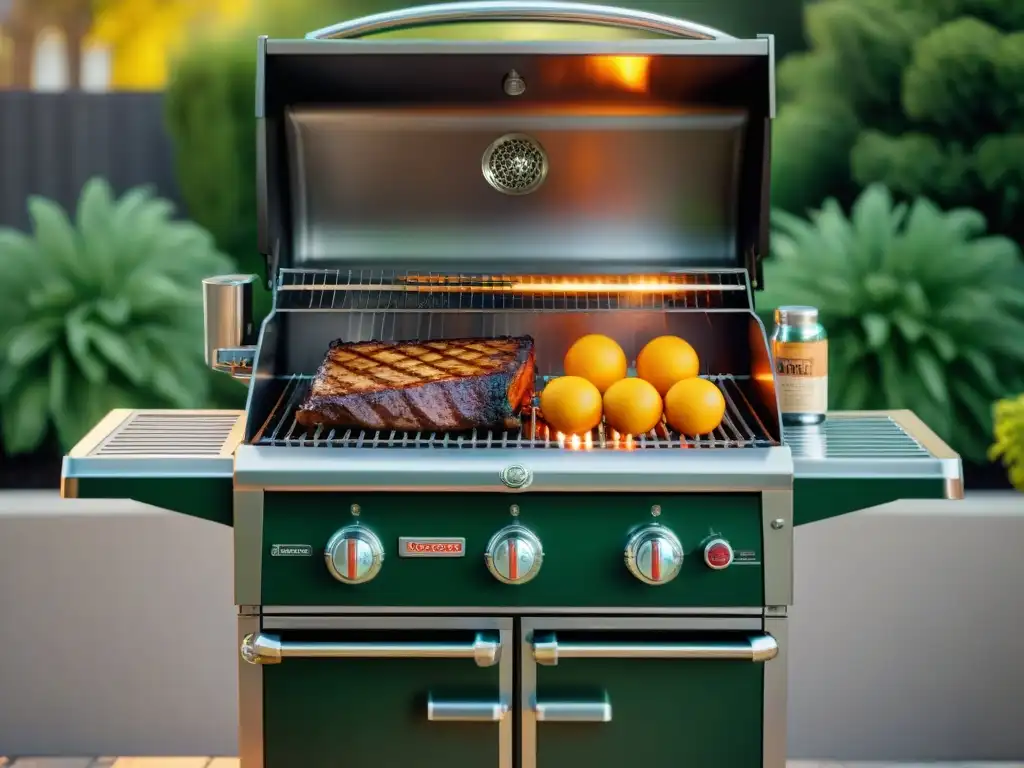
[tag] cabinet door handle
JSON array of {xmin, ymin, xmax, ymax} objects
[
  {"xmin": 427, "ymin": 695, "xmax": 509, "ymax": 722},
  {"xmin": 532, "ymin": 633, "xmax": 777, "ymax": 665},
  {"xmin": 241, "ymin": 632, "xmax": 501, "ymax": 667},
  {"xmin": 535, "ymin": 700, "xmax": 612, "ymax": 722}
]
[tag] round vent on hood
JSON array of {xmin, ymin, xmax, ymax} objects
[{"xmin": 481, "ymin": 134, "xmax": 548, "ymax": 196}]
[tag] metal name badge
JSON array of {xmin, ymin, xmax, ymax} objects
[
  {"xmin": 270, "ymin": 544, "xmax": 314, "ymax": 557},
  {"xmin": 399, "ymin": 537, "xmax": 466, "ymax": 557},
  {"xmin": 500, "ymin": 464, "xmax": 533, "ymax": 489}
]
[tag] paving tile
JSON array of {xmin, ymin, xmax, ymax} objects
[{"xmin": 0, "ymin": 761, "xmax": 907, "ymax": 767}]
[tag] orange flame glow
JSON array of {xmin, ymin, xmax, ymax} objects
[{"xmin": 586, "ymin": 56, "xmax": 651, "ymax": 93}]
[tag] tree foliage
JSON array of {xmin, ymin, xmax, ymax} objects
[{"xmin": 772, "ymin": 0, "xmax": 1024, "ymax": 248}]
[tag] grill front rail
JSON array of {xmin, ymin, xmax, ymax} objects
[{"xmin": 254, "ymin": 373, "xmax": 777, "ymax": 450}]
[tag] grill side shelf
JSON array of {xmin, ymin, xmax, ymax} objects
[
  {"xmin": 788, "ymin": 410, "xmax": 963, "ymax": 526},
  {"xmin": 61, "ymin": 409, "xmax": 245, "ymax": 527}
]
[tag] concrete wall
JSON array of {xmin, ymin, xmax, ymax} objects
[{"xmin": 0, "ymin": 491, "xmax": 1021, "ymax": 760}]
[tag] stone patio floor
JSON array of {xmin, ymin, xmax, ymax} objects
[{"xmin": 1, "ymin": 760, "xmax": 1022, "ymax": 767}]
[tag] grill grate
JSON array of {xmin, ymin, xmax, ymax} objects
[
  {"xmin": 254, "ymin": 374, "xmax": 778, "ymax": 450},
  {"xmin": 274, "ymin": 270, "xmax": 751, "ymax": 313}
]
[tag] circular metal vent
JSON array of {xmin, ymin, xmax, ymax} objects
[{"xmin": 481, "ymin": 134, "xmax": 548, "ymax": 196}]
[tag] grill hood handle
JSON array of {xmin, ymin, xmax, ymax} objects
[{"xmin": 306, "ymin": 1, "xmax": 735, "ymax": 41}]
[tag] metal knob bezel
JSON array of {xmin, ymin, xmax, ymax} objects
[
  {"xmin": 325, "ymin": 524, "xmax": 385, "ymax": 585},
  {"xmin": 703, "ymin": 537, "xmax": 734, "ymax": 571},
  {"xmin": 624, "ymin": 523, "xmax": 684, "ymax": 586},
  {"xmin": 484, "ymin": 524, "xmax": 544, "ymax": 585}
]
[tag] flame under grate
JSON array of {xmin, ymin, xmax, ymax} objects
[{"xmin": 255, "ymin": 374, "xmax": 777, "ymax": 450}]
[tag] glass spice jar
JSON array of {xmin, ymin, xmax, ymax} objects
[{"xmin": 771, "ymin": 305, "xmax": 828, "ymax": 426}]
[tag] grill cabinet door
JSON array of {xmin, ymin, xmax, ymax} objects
[
  {"xmin": 521, "ymin": 618, "xmax": 781, "ymax": 768},
  {"xmin": 251, "ymin": 617, "xmax": 512, "ymax": 768}
]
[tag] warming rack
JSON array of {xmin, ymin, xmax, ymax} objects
[
  {"xmin": 274, "ymin": 269, "xmax": 753, "ymax": 312},
  {"xmin": 254, "ymin": 373, "xmax": 778, "ymax": 450}
]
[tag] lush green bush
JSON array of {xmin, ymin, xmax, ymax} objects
[
  {"xmin": 759, "ymin": 184, "xmax": 1024, "ymax": 463},
  {"xmin": 0, "ymin": 178, "xmax": 241, "ymax": 455},
  {"xmin": 772, "ymin": 0, "xmax": 1024, "ymax": 248},
  {"xmin": 991, "ymin": 393, "xmax": 1024, "ymax": 490}
]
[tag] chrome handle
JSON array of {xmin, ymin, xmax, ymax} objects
[
  {"xmin": 535, "ymin": 700, "xmax": 612, "ymax": 722},
  {"xmin": 532, "ymin": 633, "xmax": 778, "ymax": 665},
  {"xmin": 427, "ymin": 695, "xmax": 509, "ymax": 722},
  {"xmin": 307, "ymin": 1, "xmax": 734, "ymax": 40},
  {"xmin": 203, "ymin": 274, "xmax": 257, "ymax": 380},
  {"xmin": 241, "ymin": 632, "xmax": 501, "ymax": 667}
]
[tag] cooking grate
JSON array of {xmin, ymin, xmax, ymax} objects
[
  {"xmin": 274, "ymin": 270, "xmax": 751, "ymax": 312},
  {"xmin": 254, "ymin": 374, "xmax": 778, "ymax": 450}
]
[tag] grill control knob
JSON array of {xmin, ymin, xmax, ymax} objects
[
  {"xmin": 325, "ymin": 525, "xmax": 384, "ymax": 585},
  {"xmin": 624, "ymin": 524, "xmax": 684, "ymax": 586},
  {"xmin": 484, "ymin": 524, "xmax": 543, "ymax": 585},
  {"xmin": 703, "ymin": 538, "xmax": 734, "ymax": 570}
]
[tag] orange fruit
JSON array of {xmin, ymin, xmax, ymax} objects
[
  {"xmin": 664, "ymin": 377, "xmax": 726, "ymax": 436},
  {"xmin": 563, "ymin": 334, "xmax": 628, "ymax": 394},
  {"xmin": 539, "ymin": 376, "xmax": 603, "ymax": 435},
  {"xmin": 603, "ymin": 378, "xmax": 664, "ymax": 436},
  {"xmin": 636, "ymin": 335, "xmax": 700, "ymax": 396}
]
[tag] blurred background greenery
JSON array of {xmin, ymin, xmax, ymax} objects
[{"xmin": 0, "ymin": 0, "xmax": 1022, "ymax": 490}]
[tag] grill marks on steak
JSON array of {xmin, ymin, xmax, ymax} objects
[{"xmin": 296, "ymin": 336, "xmax": 536, "ymax": 432}]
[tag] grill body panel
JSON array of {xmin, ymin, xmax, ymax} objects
[{"xmin": 258, "ymin": 491, "xmax": 765, "ymax": 607}]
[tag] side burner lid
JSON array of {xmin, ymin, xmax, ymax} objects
[{"xmin": 256, "ymin": 1, "xmax": 775, "ymax": 287}]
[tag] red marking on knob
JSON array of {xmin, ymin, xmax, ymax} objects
[
  {"xmin": 346, "ymin": 538, "xmax": 358, "ymax": 580},
  {"xmin": 508, "ymin": 539, "xmax": 519, "ymax": 581},
  {"xmin": 651, "ymin": 539, "xmax": 662, "ymax": 582},
  {"xmin": 705, "ymin": 541, "xmax": 733, "ymax": 570}
]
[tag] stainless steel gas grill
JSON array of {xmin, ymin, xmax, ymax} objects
[{"xmin": 61, "ymin": 4, "xmax": 963, "ymax": 767}]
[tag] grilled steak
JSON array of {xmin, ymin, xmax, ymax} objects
[{"xmin": 296, "ymin": 336, "xmax": 536, "ymax": 432}]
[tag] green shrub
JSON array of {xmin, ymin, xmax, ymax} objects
[
  {"xmin": 759, "ymin": 184, "xmax": 1024, "ymax": 462},
  {"xmin": 0, "ymin": 178, "xmax": 238, "ymax": 455},
  {"xmin": 991, "ymin": 393, "xmax": 1024, "ymax": 490},
  {"xmin": 772, "ymin": 0, "xmax": 1024, "ymax": 248}
]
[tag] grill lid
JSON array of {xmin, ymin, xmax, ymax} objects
[{"xmin": 257, "ymin": 1, "xmax": 774, "ymax": 285}]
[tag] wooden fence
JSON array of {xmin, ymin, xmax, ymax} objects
[{"xmin": 0, "ymin": 92, "xmax": 183, "ymax": 232}]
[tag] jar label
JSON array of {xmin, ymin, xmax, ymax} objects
[{"xmin": 773, "ymin": 339, "xmax": 828, "ymax": 413}]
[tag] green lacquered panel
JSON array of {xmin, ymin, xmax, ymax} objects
[
  {"xmin": 794, "ymin": 477, "xmax": 945, "ymax": 526},
  {"xmin": 262, "ymin": 492, "xmax": 763, "ymax": 607},
  {"xmin": 75, "ymin": 476, "xmax": 233, "ymax": 526},
  {"xmin": 533, "ymin": 631, "xmax": 763, "ymax": 767},
  {"xmin": 262, "ymin": 630, "xmax": 502, "ymax": 768}
]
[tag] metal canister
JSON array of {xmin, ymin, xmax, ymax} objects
[{"xmin": 771, "ymin": 306, "xmax": 828, "ymax": 426}]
